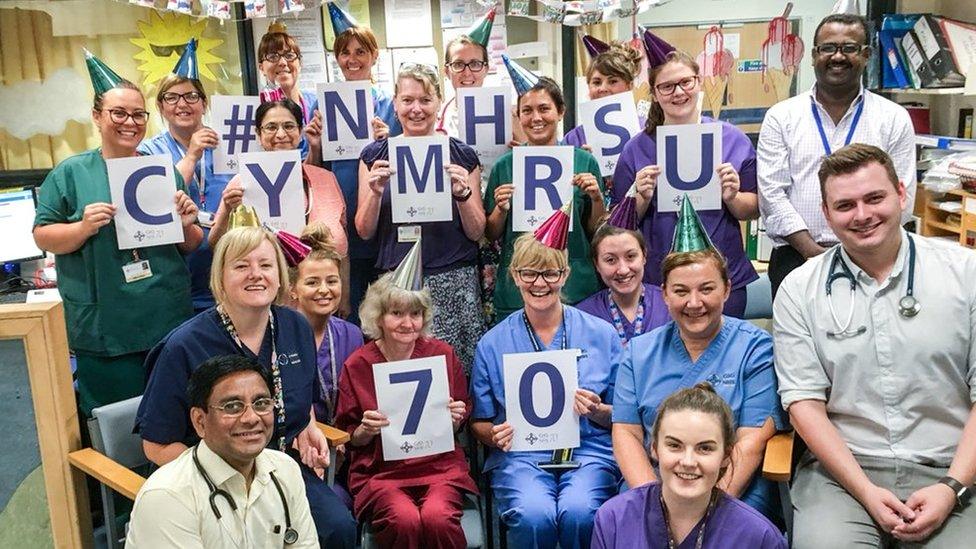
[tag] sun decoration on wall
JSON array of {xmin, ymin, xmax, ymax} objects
[{"xmin": 130, "ymin": 10, "xmax": 225, "ymax": 86}]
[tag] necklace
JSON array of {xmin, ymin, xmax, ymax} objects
[
  {"xmin": 659, "ymin": 488, "xmax": 718, "ymax": 549},
  {"xmin": 216, "ymin": 304, "xmax": 287, "ymax": 451},
  {"xmin": 607, "ymin": 286, "xmax": 645, "ymax": 344}
]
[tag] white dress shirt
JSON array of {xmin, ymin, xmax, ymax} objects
[
  {"xmin": 758, "ymin": 86, "xmax": 917, "ymax": 247},
  {"xmin": 126, "ymin": 441, "xmax": 318, "ymax": 548},
  {"xmin": 773, "ymin": 231, "xmax": 976, "ymax": 466}
]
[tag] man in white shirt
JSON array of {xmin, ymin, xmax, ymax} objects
[
  {"xmin": 774, "ymin": 144, "xmax": 976, "ymax": 547},
  {"xmin": 127, "ymin": 355, "xmax": 318, "ymax": 548},
  {"xmin": 758, "ymin": 13, "xmax": 916, "ymax": 298}
]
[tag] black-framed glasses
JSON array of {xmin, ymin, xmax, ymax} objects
[
  {"xmin": 447, "ymin": 60, "xmax": 487, "ymax": 73},
  {"xmin": 98, "ymin": 108, "xmax": 150, "ymax": 126},
  {"xmin": 161, "ymin": 91, "xmax": 203, "ymax": 105},
  {"xmin": 263, "ymin": 51, "xmax": 300, "ymax": 63},
  {"xmin": 516, "ymin": 268, "xmax": 566, "ymax": 284},
  {"xmin": 814, "ymin": 42, "xmax": 868, "ymax": 56},
  {"xmin": 260, "ymin": 122, "xmax": 300, "ymax": 134},
  {"xmin": 210, "ymin": 397, "xmax": 275, "ymax": 417},
  {"xmin": 655, "ymin": 76, "xmax": 699, "ymax": 96}
]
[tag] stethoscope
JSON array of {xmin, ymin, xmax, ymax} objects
[
  {"xmin": 825, "ymin": 235, "xmax": 920, "ymax": 338},
  {"xmin": 192, "ymin": 444, "xmax": 299, "ymax": 545}
]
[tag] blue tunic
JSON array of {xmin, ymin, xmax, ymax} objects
[
  {"xmin": 472, "ymin": 306, "xmax": 623, "ymax": 549},
  {"xmin": 612, "ymin": 316, "xmax": 787, "ymax": 520},
  {"xmin": 138, "ymin": 131, "xmax": 232, "ymax": 310}
]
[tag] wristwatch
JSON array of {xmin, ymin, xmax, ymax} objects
[
  {"xmin": 453, "ymin": 186, "xmax": 473, "ymax": 202},
  {"xmin": 938, "ymin": 476, "xmax": 972, "ymax": 508}
]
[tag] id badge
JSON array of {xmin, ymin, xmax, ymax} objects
[
  {"xmin": 397, "ymin": 225, "xmax": 421, "ymax": 243},
  {"xmin": 197, "ymin": 211, "xmax": 215, "ymax": 228},
  {"xmin": 123, "ymin": 260, "xmax": 153, "ymax": 283}
]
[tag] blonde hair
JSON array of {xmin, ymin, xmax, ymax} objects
[
  {"xmin": 358, "ymin": 273, "xmax": 433, "ymax": 340},
  {"xmin": 395, "ymin": 64, "xmax": 443, "ymax": 101},
  {"xmin": 509, "ymin": 233, "xmax": 569, "ymax": 275},
  {"xmin": 155, "ymin": 75, "xmax": 207, "ymax": 106},
  {"xmin": 290, "ymin": 222, "xmax": 342, "ymax": 282},
  {"xmin": 210, "ymin": 227, "xmax": 290, "ymax": 305}
]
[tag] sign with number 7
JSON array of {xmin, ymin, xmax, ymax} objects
[{"xmin": 373, "ymin": 355, "xmax": 454, "ymax": 461}]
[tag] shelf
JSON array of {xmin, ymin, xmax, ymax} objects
[
  {"xmin": 915, "ymin": 134, "xmax": 976, "ymax": 150},
  {"xmin": 879, "ymin": 87, "xmax": 970, "ymax": 95},
  {"xmin": 926, "ymin": 219, "xmax": 962, "ymax": 233}
]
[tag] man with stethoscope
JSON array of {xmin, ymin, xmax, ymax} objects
[
  {"xmin": 127, "ymin": 355, "xmax": 318, "ymax": 548},
  {"xmin": 757, "ymin": 11, "xmax": 916, "ymax": 299},
  {"xmin": 773, "ymin": 144, "xmax": 976, "ymax": 548}
]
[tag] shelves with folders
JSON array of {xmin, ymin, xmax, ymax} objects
[
  {"xmin": 919, "ymin": 188, "xmax": 976, "ymax": 248},
  {"xmin": 876, "ymin": 13, "xmax": 975, "ymax": 92}
]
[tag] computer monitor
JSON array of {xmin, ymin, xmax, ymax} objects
[{"xmin": 0, "ymin": 187, "xmax": 44, "ymax": 264}]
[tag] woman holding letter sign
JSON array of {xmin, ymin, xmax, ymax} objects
[
  {"xmin": 471, "ymin": 232, "xmax": 623, "ymax": 549},
  {"xmin": 612, "ymin": 44, "xmax": 758, "ymax": 318},
  {"xmin": 33, "ymin": 52, "xmax": 200, "ymax": 415},
  {"xmin": 593, "ymin": 383, "xmax": 787, "ymax": 548},
  {"xmin": 612, "ymin": 199, "xmax": 786, "ymax": 522},
  {"xmin": 356, "ymin": 63, "xmax": 486, "ymax": 370},
  {"xmin": 334, "ymin": 259, "xmax": 476, "ymax": 549}
]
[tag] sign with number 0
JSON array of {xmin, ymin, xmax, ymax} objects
[
  {"xmin": 373, "ymin": 355, "xmax": 454, "ymax": 461},
  {"xmin": 503, "ymin": 349, "xmax": 580, "ymax": 452}
]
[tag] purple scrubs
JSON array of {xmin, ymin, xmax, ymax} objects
[
  {"xmin": 575, "ymin": 283, "xmax": 670, "ymax": 344},
  {"xmin": 313, "ymin": 315, "xmax": 364, "ymax": 423},
  {"xmin": 611, "ymin": 119, "xmax": 758, "ymax": 294},
  {"xmin": 591, "ymin": 482, "xmax": 786, "ymax": 549},
  {"xmin": 360, "ymin": 137, "xmax": 481, "ymax": 274}
]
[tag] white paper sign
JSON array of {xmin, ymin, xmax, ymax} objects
[
  {"xmin": 373, "ymin": 355, "xmax": 454, "ymax": 461},
  {"xmin": 511, "ymin": 146, "xmax": 575, "ymax": 232},
  {"xmin": 238, "ymin": 150, "xmax": 305, "ymax": 234},
  {"xmin": 504, "ymin": 349, "xmax": 580, "ymax": 452},
  {"xmin": 211, "ymin": 95, "xmax": 263, "ymax": 175},
  {"xmin": 458, "ymin": 86, "xmax": 512, "ymax": 173},
  {"xmin": 389, "ymin": 135, "xmax": 452, "ymax": 223},
  {"xmin": 656, "ymin": 122, "xmax": 723, "ymax": 212},
  {"xmin": 579, "ymin": 91, "xmax": 641, "ymax": 176},
  {"xmin": 107, "ymin": 155, "xmax": 184, "ymax": 250},
  {"xmin": 317, "ymin": 81, "xmax": 376, "ymax": 161}
]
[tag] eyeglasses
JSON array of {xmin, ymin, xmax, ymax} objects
[
  {"xmin": 263, "ymin": 51, "xmax": 300, "ymax": 63},
  {"xmin": 516, "ymin": 268, "xmax": 566, "ymax": 284},
  {"xmin": 814, "ymin": 42, "xmax": 867, "ymax": 56},
  {"xmin": 447, "ymin": 60, "xmax": 487, "ymax": 73},
  {"xmin": 260, "ymin": 122, "xmax": 300, "ymax": 134},
  {"xmin": 655, "ymin": 76, "xmax": 699, "ymax": 96},
  {"xmin": 161, "ymin": 91, "xmax": 203, "ymax": 105},
  {"xmin": 98, "ymin": 108, "xmax": 150, "ymax": 126},
  {"xmin": 210, "ymin": 397, "xmax": 275, "ymax": 417}
]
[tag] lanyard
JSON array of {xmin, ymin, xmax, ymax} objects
[
  {"xmin": 435, "ymin": 96, "xmax": 456, "ymax": 134},
  {"xmin": 316, "ymin": 323, "xmax": 338, "ymax": 419},
  {"xmin": 165, "ymin": 132, "xmax": 207, "ymax": 207},
  {"xmin": 660, "ymin": 488, "xmax": 718, "ymax": 549},
  {"xmin": 810, "ymin": 96, "xmax": 864, "ymax": 156},
  {"xmin": 522, "ymin": 309, "xmax": 567, "ymax": 352},
  {"xmin": 216, "ymin": 305, "xmax": 287, "ymax": 451},
  {"xmin": 607, "ymin": 288, "xmax": 645, "ymax": 345}
]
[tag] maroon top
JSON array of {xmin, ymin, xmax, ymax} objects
[{"xmin": 335, "ymin": 337, "xmax": 478, "ymax": 516}]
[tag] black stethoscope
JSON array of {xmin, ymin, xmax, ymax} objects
[
  {"xmin": 192, "ymin": 444, "xmax": 299, "ymax": 545},
  {"xmin": 825, "ymin": 235, "xmax": 920, "ymax": 338}
]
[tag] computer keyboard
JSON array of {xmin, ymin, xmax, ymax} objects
[{"xmin": 0, "ymin": 292, "xmax": 28, "ymax": 304}]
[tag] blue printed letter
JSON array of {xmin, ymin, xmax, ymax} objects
[
  {"xmin": 463, "ymin": 94, "xmax": 506, "ymax": 145},
  {"xmin": 245, "ymin": 161, "xmax": 296, "ymax": 216},
  {"xmin": 664, "ymin": 133, "xmax": 715, "ymax": 191},
  {"xmin": 395, "ymin": 145, "xmax": 444, "ymax": 194},
  {"xmin": 524, "ymin": 156, "xmax": 563, "ymax": 210},
  {"xmin": 594, "ymin": 103, "xmax": 631, "ymax": 157},
  {"xmin": 124, "ymin": 166, "xmax": 173, "ymax": 225},
  {"xmin": 323, "ymin": 89, "xmax": 369, "ymax": 140},
  {"xmin": 519, "ymin": 362, "xmax": 565, "ymax": 428}
]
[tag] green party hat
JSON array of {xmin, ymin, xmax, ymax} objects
[
  {"xmin": 391, "ymin": 237, "xmax": 423, "ymax": 291},
  {"xmin": 83, "ymin": 48, "xmax": 124, "ymax": 96},
  {"xmin": 466, "ymin": 6, "xmax": 496, "ymax": 48},
  {"xmin": 670, "ymin": 195, "xmax": 714, "ymax": 253}
]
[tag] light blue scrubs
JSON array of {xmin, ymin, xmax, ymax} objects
[
  {"xmin": 138, "ymin": 131, "xmax": 231, "ymax": 311},
  {"xmin": 297, "ymin": 88, "xmax": 319, "ymax": 160},
  {"xmin": 471, "ymin": 306, "xmax": 623, "ymax": 549},
  {"xmin": 613, "ymin": 316, "xmax": 788, "ymax": 520}
]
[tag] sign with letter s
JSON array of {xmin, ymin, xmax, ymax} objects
[
  {"xmin": 579, "ymin": 91, "xmax": 641, "ymax": 176},
  {"xmin": 503, "ymin": 349, "xmax": 580, "ymax": 452},
  {"xmin": 656, "ymin": 122, "xmax": 723, "ymax": 212},
  {"xmin": 511, "ymin": 146, "xmax": 574, "ymax": 233},
  {"xmin": 107, "ymin": 155, "xmax": 184, "ymax": 250},
  {"xmin": 373, "ymin": 355, "xmax": 454, "ymax": 461},
  {"xmin": 238, "ymin": 150, "xmax": 305, "ymax": 234}
]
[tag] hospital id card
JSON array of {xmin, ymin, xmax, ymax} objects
[{"xmin": 123, "ymin": 260, "xmax": 153, "ymax": 283}]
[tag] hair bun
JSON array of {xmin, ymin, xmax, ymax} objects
[
  {"xmin": 300, "ymin": 222, "xmax": 337, "ymax": 254},
  {"xmin": 691, "ymin": 381, "xmax": 718, "ymax": 395},
  {"xmin": 268, "ymin": 20, "xmax": 288, "ymax": 34}
]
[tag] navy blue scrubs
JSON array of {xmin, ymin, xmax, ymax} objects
[{"xmin": 136, "ymin": 305, "xmax": 357, "ymax": 548}]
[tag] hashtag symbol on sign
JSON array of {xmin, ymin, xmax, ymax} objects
[{"xmin": 223, "ymin": 104, "xmax": 256, "ymax": 155}]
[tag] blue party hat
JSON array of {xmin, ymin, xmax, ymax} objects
[
  {"xmin": 172, "ymin": 38, "xmax": 199, "ymax": 80},
  {"xmin": 502, "ymin": 53, "xmax": 540, "ymax": 96},
  {"xmin": 327, "ymin": 2, "xmax": 359, "ymax": 35}
]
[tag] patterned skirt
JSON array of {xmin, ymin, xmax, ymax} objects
[{"xmin": 426, "ymin": 265, "xmax": 486, "ymax": 375}]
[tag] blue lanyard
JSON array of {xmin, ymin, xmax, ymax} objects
[
  {"xmin": 522, "ymin": 310, "xmax": 567, "ymax": 352},
  {"xmin": 607, "ymin": 288, "xmax": 645, "ymax": 345},
  {"xmin": 810, "ymin": 96, "xmax": 864, "ymax": 156}
]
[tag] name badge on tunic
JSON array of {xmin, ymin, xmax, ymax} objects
[
  {"xmin": 122, "ymin": 260, "xmax": 153, "ymax": 283},
  {"xmin": 398, "ymin": 225, "xmax": 421, "ymax": 243},
  {"xmin": 196, "ymin": 211, "xmax": 214, "ymax": 228}
]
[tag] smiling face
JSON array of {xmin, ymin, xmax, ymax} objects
[
  {"xmin": 158, "ymin": 80, "xmax": 205, "ymax": 132},
  {"xmin": 222, "ymin": 239, "xmax": 281, "ymax": 311},
  {"xmin": 337, "ymin": 36, "xmax": 377, "ymax": 82},
  {"xmin": 259, "ymin": 47, "xmax": 302, "ymax": 92},
  {"xmin": 379, "ymin": 304, "xmax": 424, "ymax": 347},
  {"xmin": 662, "ymin": 258, "xmax": 729, "ymax": 342},
  {"xmin": 257, "ymin": 105, "xmax": 301, "ymax": 151},
  {"xmin": 191, "ymin": 371, "xmax": 273, "ymax": 469},
  {"xmin": 822, "ymin": 161, "xmax": 906, "ymax": 259},
  {"xmin": 293, "ymin": 258, "xmax": 342, "ymax": 321},
  {"xmin": 812, "ymin": 22, "xmax": 869, "ymax": 91},
  {"xmin": 93, "ymin": 88, "xmax": 148, "ymax": 152},
  {"xmin": 446, "ymin": 42, "xmax": 488, "ymax": 89},
  {"xmin": 519, "ymin": 88, "xmax": 564, "ymax": 146},
  {"xmin": 651, "ymin": 61, "xmax": 701, "ymax": 123},
  {"xmin": 652, "ymin": 409, "xmax": 730, "ymax": 504},
  {"xmin": 395, "ymin": 76, "xmax": 440, "ymax": 136},
  {"xmin": 595, "ymin": 232, "xmax": 645, "ymax": 297},
  {"xmin": 587, "ymin": 69, "xmax": 632, "ymax": 100}
]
